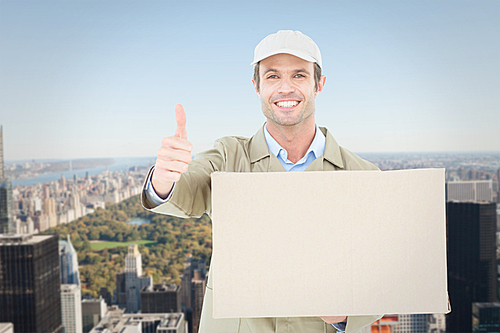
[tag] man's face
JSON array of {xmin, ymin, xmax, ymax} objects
[{"xmin": 252, "ymin": 53, "xmax": 325, "ymax": 128}]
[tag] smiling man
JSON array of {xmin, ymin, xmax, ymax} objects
[
  {"xmin": 142, "ymin": 30, "xmax": 383, "ymax": 333},
  {"xmin": 253, "ymin": 52, "xmax": 323, "ymax": 165}
]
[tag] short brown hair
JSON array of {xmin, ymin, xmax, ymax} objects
[{"xmin": 253, "ymin": 62, "xmax": 322, "ymax": 92}]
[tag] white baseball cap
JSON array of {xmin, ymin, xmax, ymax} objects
[{"xmin": 251, "ymin": 30, "xmax": 322, "ymax": 68}]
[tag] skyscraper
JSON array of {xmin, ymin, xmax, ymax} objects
[
  {"xmin": 81, "ymin": 298, "xmax": 107, "ymax": 333},
  {"xmin": 446, "ymin": 180, "xmax": 496, "ymax": 202},
  {"xmin": 115, "ymin": 244, "xmax": 152, "ymax": 313},
  {"xmin": 181, "ymin": 255, "xmax": 206, "ymax": 333},
  {"xmin": 99, "ymin": 287, "xmax": 112, "ymax": 306},
  {"xmin": 125, "ymin": 243, "xmax": 142, "ymax": 276},
  {"xmin": 369, "ymin": 314, "xmax": 445, "ymax": 333},
  {"xmin": 44, "ymin": 197, "xmax": 57, "ymax": 228},
  {"xmin": 141, "ymin": 283, "xmax": 181, "ymax": 313},
  {"xmin": 59, "ymin": 235, "xmax": 81, "ymax": 285},
  {"xmin": 0, "ymin": 126, "xmax": 15, "ymax": 234},
  {"xmin": 427, "ymin": 313, "xmax": 446, "ymax": 333},
  {"xmin": 190, "ymin": 270, "xmax": 205, "ymax": 333},
  {"xmin": 369, "ymin": 315, "xmax": 399, "ymax": 333},
  {"xmin": 446, "ymin": 202, "xmax": 498, "ymax": 332},
  {"xmin": 397, "ymin": 314, "xmax": 429, "ymax": 333},
  {"xmin": 0, "ymin": 127, "xmax": 4, "ymax": 182},
  {"xmin": 472, "ymin": 302, "xmax": 500, "ymax": 332},
  {"xmin": 0, "ymin": 234, "xmax": 62, "ymax": 333},
  {"xmin": 60, "ymin": 284, "xmax": 83, "ymax": 333}
]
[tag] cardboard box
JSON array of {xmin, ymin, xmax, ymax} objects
[{"xmin": 211, "ymin": 169, "xmax": 448, "ymax": 318}]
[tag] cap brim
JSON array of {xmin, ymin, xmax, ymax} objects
[{"xmin": 251, "ymin": 49, "xmax": 319, "ymax": 67}]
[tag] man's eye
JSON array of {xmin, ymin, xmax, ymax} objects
[
  {"xmin": 266, "ymin": 75, "xmax": 278, "ymax": 79},
  {"xmin": 294, "ymin": 74, "xmax": 305, "ymax": 78}
]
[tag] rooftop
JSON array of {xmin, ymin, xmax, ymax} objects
[
  {"xmin": 0, "ymin": 234, "xmax": 55, "ymax": 245},
  {"xmin": 61, "ymin": 284, "xmax": 80, "ymax": 293},
  {"xmin": 91, "ymin": 312, "xmax": 184, "ymax": 333},
  {"xmin": 473, "ymin": 302, "xmax": 500, "ymax": 308},
  {"xmin": 142, "ymin": 283, "xmax": 180, "ymax": 293}
]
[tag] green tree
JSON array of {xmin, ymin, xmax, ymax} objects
[
  {"xmin": 82, "ymin": 240, "xmax": 91, "ymax": 251},
  {"xmin": 89, "ymin": 230, "xmax": 100, "ymax": 240}
]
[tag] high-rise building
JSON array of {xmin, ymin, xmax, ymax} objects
[
  {"xmin": 0, "ymin": 126, "xmax": 15, "ymax": 235},
  {"xmin": 88, "ymin": 306, "xmax": 124, "ymax": 333},
  {"xmin": 90, "ymin": 311, "xmax": 187, "ymax": 333},
  {"xmin": 141, "ymin": 283, "xmax": 181, "ymax": 314},
  {"xmin": 115, "ymin": 244, "xmax": 152, "ymax": 313},
  {"xmin": 0, "ymin": 127, "xmax": 4, "ymax": 182},
  {"xmin": 368, "ymin": 315, "xmax": 399, "ymax": 333},
  {"xmin": 81, "ymin": 298, "xmax": 107, "ymax": 333},
  {"xmin": 99, "ymin": 287, "xmax": 112, "ymax": 306},
  {"xmin": 472, "ymin": 302, "xmax": 500, "ymax": 332},
  {"xmin": 44, "ymin": 197, "xmax": 58, "ymax": 228},
  {"xmin": 190, "ymin": 270, "xmax": 205, "ymax": 333},
  {"xmin": 367, "ymin": 314, "xmax": 445, "ymax": 333},
  {"xmin": 0, "ymin": 234, "xmax": 62, "ymax": 333},
  {"xmin": 116, "ymin": 270, "xmax": 127, "ymax": 308},
  {"xmin": 61, "ymin": 284, "xmax": 83, "ymax": 333},
  {"xmin": 427, "ymin": 313, "xmax": 446, "ymax": 333},
  {"xmin": 446, "ymin": 202, "xmax": 498, "ymax": 332},
  {"xmin": 496, "ymin": 168, "xmax": 500, "ymax": 204},
  {"xmin": 446, "ymin": 180, "xmax": 495, "ymax": 202},
  {"xmin": 181, "ymin": 255, "xmax": 206, "ymax": 333},
  {"xmin": 59, "ymin": 235, "xmax": 81, "ymax": 285},
  {"xmin": 60, "ymin": 175, "xmax": 66, "ymax": 190},
  {"xmin": 397, "ymin": 314, "xmax": 428, "ymax": 333},
  {"xmin": 126, "ymin": 243, "xmax": 142, "ymax": 276}
]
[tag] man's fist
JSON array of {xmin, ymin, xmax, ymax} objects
[{"xmin": 151, "ymin": 104, "xmax": 193, "ymax": 198}]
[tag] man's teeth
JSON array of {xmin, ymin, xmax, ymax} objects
[{"xmin": 276, "ymin": 101, "xmax": 299, "ymax": 108}]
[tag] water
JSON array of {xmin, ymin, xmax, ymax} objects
[
  {"xmin": 128, "ymin": 218, "xmax": 150, "ymax": 225},
  {"xmin": 11, "ymin": 157, "xmax": 155, "ymax": 187}
]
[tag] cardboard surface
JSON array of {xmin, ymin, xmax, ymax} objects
[{"xmin": 211, "ymin": 169, "xmax": 448, "ymax": 318}]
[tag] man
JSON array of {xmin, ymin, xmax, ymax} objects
[{"xmin": 142, "ymin": 30, "xmax": 383, "ymax": 332}]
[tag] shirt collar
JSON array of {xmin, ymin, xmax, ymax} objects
[
  {"xmin": 263, "ymin": 123, "xmax": 325, "ymax": 162},
  {"xmin": 249, "ymin": 124, "xmax": 345, "ymax": 169}
]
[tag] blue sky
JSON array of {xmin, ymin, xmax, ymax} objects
[{"xmin": 1, "ymin": 0, "xmax": 499, "ymax": 160}]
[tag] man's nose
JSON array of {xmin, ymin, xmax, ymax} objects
[{"xmin": 277, "ymin": 77, "xmax": 295, "ymax": 94}]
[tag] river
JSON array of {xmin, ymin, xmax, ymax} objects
[{"xmin": 11, "ymin": 157, "xmax": 155, "ymax": 187}]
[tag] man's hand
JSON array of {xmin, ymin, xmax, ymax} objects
[
  {"xmin": 319, "ymin": 316, "xmax": 347, "ymax": 324},
  {"xmin": 151, "ymin": 104, "xmax": 193, "ymax": 198}
]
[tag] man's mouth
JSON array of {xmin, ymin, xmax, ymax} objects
[{"xmin": 274, "ymin": 100, "xmax": 300, "ymax": 108}]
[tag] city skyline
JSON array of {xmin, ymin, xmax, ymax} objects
[{"xmin": 1, "ymin": 0, "xmax": 499, "ymax": 161}]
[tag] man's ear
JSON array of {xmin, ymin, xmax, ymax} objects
[
  {"xmin": 251, "ymin": 77, "xmax": 260, "ymax": 96},
  {"xmin": 314, "ymin": 75, "xmax": 326, "ymax": 97}
]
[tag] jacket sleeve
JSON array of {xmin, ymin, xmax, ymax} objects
[{"xmin": 141, "ymin": 139, "xmax": 227, "ymax": 218}]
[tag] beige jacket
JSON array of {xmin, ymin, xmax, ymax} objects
[{"xmin": 142, "ymin": 125, "xmax": 383, "ymax": 333}]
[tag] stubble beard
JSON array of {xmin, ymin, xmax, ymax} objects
[{"xmin": 261, "ymin": 99, "xmax": 315, "ymax": 127}]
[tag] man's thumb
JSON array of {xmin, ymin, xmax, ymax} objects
[{"xmin": 175, "ymin": 104, "xmax": 187, "ymax": 139}]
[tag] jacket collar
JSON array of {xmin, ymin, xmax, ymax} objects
[
  {"xmin": 249, "ymin": 124, "xmax": 345, "ymax": 169},
  {"xmin": 249, "ymin": 125, "xmax": 270, "ymax": 163},
  {"xmin": 319, "ymin": 126, "xmax": 344, "ymax": 169}
]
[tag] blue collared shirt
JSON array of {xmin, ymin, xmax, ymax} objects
[{"xmin": 263, "ymin": 124, "xmax": 325, "ymax": 172}]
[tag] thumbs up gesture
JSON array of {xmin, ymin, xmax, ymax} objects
[{"xmin": 152, "ymin": 104, "xmax": 193, "ymax": 198}]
